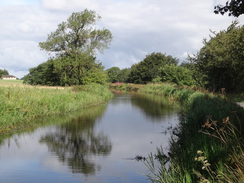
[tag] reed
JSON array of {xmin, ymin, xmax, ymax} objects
[
  {"xmin": 139, "ymin": 83, "xmax": 244, "ymax": 182},
  {"xmin": 0, "ymin": 84, "xmax": 113, "ymax": 134}
]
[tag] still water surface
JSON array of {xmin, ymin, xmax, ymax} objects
[{"xmin": 0, "ymin": 94, "xmax": 179, "ymax": 183}]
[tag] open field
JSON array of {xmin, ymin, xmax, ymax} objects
[
  {"xmin": 0, "ymin": 80, "xmax": 67, "ymax": 89},
  {"xmin": 0, "ymin": 79, "xmax": 24, "ymax": 86}
]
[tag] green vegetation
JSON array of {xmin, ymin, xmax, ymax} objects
[
  {"xmin": 0, "ymin": 84, "xmax": 113, "ymax": 134},
  {"xmin": 107, "ymin": 22, "xmax": 243, "ymax": 95},
  {"xmin": 139, "ymin": 84, "xmax": 244, "ymax": 183},
  {"xmin": 189, "ymin": 22, "xmax": 244, "ymax": 93},
  {"xmin": 106, "ymin": 67, "xmax": 130, "ymax": 83},
  {"xmin": 109, "ymin": 83, "xmax": 144, "ymax": 92},
  {"xmin": 127, "ymin": 52, "xmax": 179, "ymax": 84},
  {"xmin": 0, "ymin": 79, "xmax": 23, "ymax": 86},
  {"xmin": 23, "ymin": 9, "xmax": 112, "ymax": 86},
  {"xmin": 0, "ymin": 69, "xmax": 9, "ymax": 77},
  {"xmin": 159, "ymin": 64, "xmax": 196, "ymax": 86}
]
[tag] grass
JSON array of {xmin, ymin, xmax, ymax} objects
[
  {"xmin": 226, "ymin": 93, "xmax": 244, "ymax": 102},
  {"xmin": 109, "ymin": 83, "xmax": 144, "ymax": 92},
  {"xmin": 0, "ymin": 79, "xmax": 24, "ymax": 86},
  {"xmin": 0, "ymin": 83, "xmax": 113, "ymax": 134},
  {"xmin": 138, "ymin": 83, "xmax": 244, "ymax": 183}
]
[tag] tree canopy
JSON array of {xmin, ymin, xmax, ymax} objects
[
  {"xmin": 127, "ymin": 52, "xmax": 179, "ymax": 84},
  {"xmin": 191, "ymin": 22, "xmax": 244, "ymax": 92},
  {"xmin": 106, "ymin": 67, "xmax": 121, "ymax": 83},
  {"xmin": 106, "ymin": 67, "xmax": 130, "ymax": 83},
  {"xmin": 39, "ymin": 9, "xmax": 112, "ymax": 56},
  {"xmin": 24, "ymin": 9, "xmax": 112, "ymax": 86},
  {"xmin": 159, "ymin": 64, "xmax": 197, "ymax": 86},
  {"xmin": 214, "ymin": 0, "xmax": 244, "ymax": 17}
]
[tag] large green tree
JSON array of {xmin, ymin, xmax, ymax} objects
[
  {"xmin": 192, "ymin": 22, "xmax": 244, "ymax": 93},
  {"xmin": 39, "ymin": 9, "xmax": 112, "ymax": 56},
  {"xmin": 25, "ymin": 9, "xmax": 112, "ymax": 86},
  {"xmin": 127, "ymin": 52, "xmax": 178, "ymax": 84},
  {"xmin": 106, "ymin": 67, "xmax": 121, "ymax": 83}
]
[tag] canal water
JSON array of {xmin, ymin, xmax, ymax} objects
[{"xmin": 0, "ymin": 93, "xmax": 179, "ymax": 183}]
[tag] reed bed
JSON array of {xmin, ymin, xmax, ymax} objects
[{"xmin": 0, "ymin": 84, "xmax": 113, "ymax": 134}]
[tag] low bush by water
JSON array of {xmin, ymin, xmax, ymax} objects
[{"xmin": 0, "ymin": 84, "xmax": 113, "ymax": 134}]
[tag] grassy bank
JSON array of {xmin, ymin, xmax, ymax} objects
[
  {"xmin": 109, "ymin": 83, "xmax": 144, "ymax": 92},
  {"xmin": 0, "ymin": 84, "xmax": 113, "ymax": 134},
  {"xmin": 139, "ymin": 84, "xmax": 244, "ymax": 183}
]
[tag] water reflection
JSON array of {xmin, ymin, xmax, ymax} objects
[
  {"xmin": 131, "ymin": 93, "xmax": 178, "ymax": 121},
  {"xmin": 0, "ymin": 94, "xmax": 179, "ymax": 183},
  {"xmin": 40, "ymin": 105, "xmax": 112, "ymax": 175}
]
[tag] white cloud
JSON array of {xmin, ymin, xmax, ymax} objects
[{"xmin": 0, "ymin": 0, "xmax": 243, "ymax": 78}]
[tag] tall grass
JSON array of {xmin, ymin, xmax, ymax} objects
[
  {"xmin": 109, "ymin": 83, "xmax": 144, "ymax": 92},
  {"xmin": 139, "ymin": 84, "xmax": 244, "ymax": 182},
  {"xmin": 0, "ymin": 84, "xmax": 113, "ymax": 134}
]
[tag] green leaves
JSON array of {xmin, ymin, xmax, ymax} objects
[
  {"xmin": 160, "ymin": 64, "xmax": 197, "ymax": 86},
  {"xmin": 39, "ymin": 9, "xmax": 112, "ymax": 56},
  {"xmin": 127, "ymin": 52, "xmax": 179, "ymax": 84},
  {"xmin": 27, "ymin": 9, "xmax": 112, "ymax": 86},
  {"xmin": 192, "ymin": 22, "xmax": 244, "ymax": 92}
]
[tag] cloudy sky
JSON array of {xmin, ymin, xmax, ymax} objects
[{"xmin": 0, "ymin": 0, "xmax": 243, "ymax": 78}]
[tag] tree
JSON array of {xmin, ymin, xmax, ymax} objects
[
  {"xmin": 159, "ymin": 64, "xmax": 197, "ymax": 86},
  {"xmin": 0, "ymin": 69, "xmax": 9, "ymax": 78},
  {"xmin": 106, "ymin": 67, "xmax": 121, "ymax": 83},
  {"xmin": 214, "ymin": 0, "xmax": 244, "ymax": 17},
  {"xmin": 39, "ymin": 9, "xmax": 112, "ymax": 56},
  {"xmin": 117, "ymin": 68, "xmax": 130, "ymax": 83},
  {"xmin": 23, "ymin": 59, "xmax": 60, "ymax": 85},
  {"xmin": 192, "ymin": 22, "xmax": 244, "ymax": 92},
  {"xmin": 25, "ymin": 9, "xmax": 112, "ymax": 86},
  {"xmin": 127, "ymin": 52, "xmax": 179, "ymax": 84}
]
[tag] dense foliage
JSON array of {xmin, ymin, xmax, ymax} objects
[
  {"xmin": 24, "ymin": 54, "xmax": 107, "ymax": 86},
  {"xmin": 0, "ymin": 69, "xmax": 9, "ymax": 78},
  {"xmin": 159, "ymin": 64, "xmax": 197, "ymax": 86},
  {"xmin": 127, "ymin": 52, "xmax": 179, "ymax": 84},
  {"xmin": 24, "ymin": 9, "xmax": 112, "ymax": 86},
  {"xmin": 106, "ymin": 67, "xmax": 130, "ymax": 83},
  {"xmin": 191, "ymin": 22, "xmax": 244, "ymax": 93}
]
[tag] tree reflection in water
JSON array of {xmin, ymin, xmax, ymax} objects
[
  {"xmin": 40, "ymin": 105, "xmax": 112, "ymax": 176},
  {"xmin": 131, "ymin": 93, "xmax": 178, "ymax": 121}
]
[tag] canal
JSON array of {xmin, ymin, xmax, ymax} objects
[{"xmin": 0, "ymin": 93, "xmax": 179, "ymax": 183}]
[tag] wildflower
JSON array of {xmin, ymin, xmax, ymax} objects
[{"xmin": 197, "ymin": 150, "xmax": 203, "ymax": 154}]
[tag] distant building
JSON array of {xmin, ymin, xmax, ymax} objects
[{"xmin": 1, "ymin": 75, "xmax": 17, "ymax": 80}]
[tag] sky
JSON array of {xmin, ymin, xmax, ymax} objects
[{"xmin": 0, "ymin": 0, "xmax": 243, "ymax": 78}]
